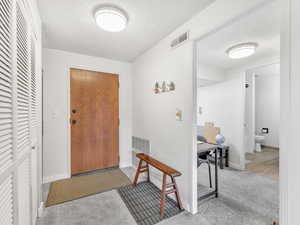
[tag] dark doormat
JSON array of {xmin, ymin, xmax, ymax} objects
[{"xmin": 118, "ymin": 181, "xmax": 183, "ymax": 225}]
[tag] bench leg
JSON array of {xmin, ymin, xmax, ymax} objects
[
  {"xmin": 171, "ymin": 177, "xmax": 183, "ymax": 210},
  {"xmin": 160, "ymin": 173, "xmax": 167, "ymax": 217},
  {"xmin": 146, "ymin": 163, "xmax": 150, "ymax": 182},
  {"xmin": 133, "ymin": 159, "xmax": 143, "ymax": 185}
]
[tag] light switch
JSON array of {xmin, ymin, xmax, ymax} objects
[{"xmin": 176, "ymin": 109, "xmax": 182, "ymax": 121}]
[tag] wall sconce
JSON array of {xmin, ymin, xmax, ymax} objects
[{"xmin": 154, "ymin": 81, "xmax": 175, "ymax": 94}]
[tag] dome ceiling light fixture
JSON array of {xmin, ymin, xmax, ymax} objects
[
  {"xmin": 226, "ymin": 42, "xmax": 258, "ymax": 59},
  {"xmin": 94, "ymin": 6, "xmax": 128, "ymax": 32}
]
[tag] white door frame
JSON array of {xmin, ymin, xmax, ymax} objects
[{"xmin": 280, "ymin": 0, "xmax": 300, "ymax": 224}]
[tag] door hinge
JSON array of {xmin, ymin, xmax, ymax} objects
[
  {"xmin": 118, "ymin": 118, "xmax": 120, "ymax": 126},
  {"xmin": 118, "ymin": 156, "xmax": 120, "ymax": 163}
]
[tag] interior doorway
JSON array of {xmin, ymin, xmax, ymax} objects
[
  {"xmin": 70, "ymin": 68, "xmax": 120, "ymax": 175},
  {"xmin": 193, "ymin": 0, "xmax": 279, "ymax": 223},
  {"xmin": 244, "ymin": 63, "xmax": 280, "ymax": 179}
]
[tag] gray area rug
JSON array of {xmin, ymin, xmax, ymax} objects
[{"xmin": 118, "ymin": 182, "xmax": 182, "ymax": 225}]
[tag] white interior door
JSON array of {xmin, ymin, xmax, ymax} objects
[{"xmin": 0, "ymin": 0, "xmax": 15, "ymax": 223}]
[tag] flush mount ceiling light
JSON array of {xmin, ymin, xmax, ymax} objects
[
  {"xmin": 94, "ymin": 6, "xmax": 128, "ymax": 32},
  {"xmin": 226, "ymin": 43, "xmax": 258, "ymax": 59}
]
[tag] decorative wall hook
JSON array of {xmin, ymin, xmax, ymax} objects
[
  {"xmin": 153, "ymin": 81, "xmax": 175, "ymax": 94},
  {"xmin": 161, "ymin": 81, "xmax": 167, "ymax": 92},
  {"xmin": 168, "ymin": 82, "xmax": 175, "ymax": 91},
  {"xmin": 154, "ymin": 82, "xmax": 160, "ymax": 94}
]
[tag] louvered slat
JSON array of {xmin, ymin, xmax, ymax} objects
[
  {"xmin": 17, "ymin": 158, "xmax": 31, "ymax": 225},
  {"xmin": 16, "ymin": 3, "xmax": 29, "ymax": 155},
  {"xmin": 0, "ymin": 2, "xmax": 14, "ymax": 222},
  {"xmin": 30, "ymin": 38, "xmax": 37, "ymax": 128},
  {"xmin": 0, "ymin": 175, "xmax": 14, "ymax": 225},
  {"xmin": 0, "ymin": 0, "xmax": 13, "ymax": 178}
]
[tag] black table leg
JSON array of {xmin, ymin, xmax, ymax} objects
[
  {"xmin": 215, "ymin": 148, "xmax": 218, "ymax": 198},
  {"xmin": 219, "ymin": 148, "xmax": 224, "ymax": 169},
  {"xmin": 198, "ymin": 148, "xmax": 219, "ymax": 201},
  {"xmin": 225, "ymin": 148, "xmax": 229, "ymax": 167}
]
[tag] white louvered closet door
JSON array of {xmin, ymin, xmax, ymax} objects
[
  {"xmin": 0, "ymin": 0, "xmax": 15, "ymax": 224},
  {"xmin": 30, "ymin": 37, "xmax": 36, "ymax": 133},
  {"xmin": 17, "ymin": 157, "xmax": 31, "ymax": 225},
  {"xmin": 16, "ymin": 1, "xmax": 30, "ymax": 156},
  {"xmin": 0, "ymin": 0, "xmax": 13, "ymax": 174},
  {"xmin": 16, "ymin": 2, "xmax": 32, "ymax": 225},
  {"xmin": 0, "ymin": 175, "xmax": 14, "ymax": 225},
  {"xmin": 0, "ymin": 0, "xmax": 41, "ymax": 224}
]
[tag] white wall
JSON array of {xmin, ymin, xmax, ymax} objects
[
  {"xmin": 197, "ymin": 63, "xmax": 225, "ymax": 87},
  {"xmin": 42, "ymin": 48, "xmax": 132, "ymax": 183},
  {"xmin": 133, "ymin": 41, "xmax": 195, "ymax": 211},
  {"xmin": 197, "ymin": 75, "xmax": 245, "ymax": 168},
  {"xmin": 255, "ymin": 73, "xmax": 280, "ymax": 148}
]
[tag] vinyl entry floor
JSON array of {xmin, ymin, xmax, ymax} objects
[{"xmin": 246, "ymin": 147, "xmax": 279, "ymax": 179}]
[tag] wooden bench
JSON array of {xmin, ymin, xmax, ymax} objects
[{"xmin": 133, "ymin": 153, "xmax": 183, "ymax": 216}]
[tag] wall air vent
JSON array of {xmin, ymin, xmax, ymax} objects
[{"xmin": 171, "ymin": 31, "xmax": 189, "ymax": 49}]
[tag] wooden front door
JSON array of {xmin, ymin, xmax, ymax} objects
[{"xmin": 70, "ymin": 68, "xmax": 119, "ymax": 175}]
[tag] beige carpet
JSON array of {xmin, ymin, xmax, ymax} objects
[{"xmin": 46, "ymin": 169, "xmax": 132, "ymax": 207}]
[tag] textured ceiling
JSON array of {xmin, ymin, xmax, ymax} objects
[
  {"xmin": 38, "ymin": 0, "xmax": 214, "ymax": 62},
  {"xmin": 197, "ymin": 1, "xmax": 280, "ymax": 71}
]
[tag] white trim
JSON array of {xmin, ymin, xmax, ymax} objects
[
  {"xmin": 37, "ymin": 201, "xmax": 44, "ymax": 218},
  {"xmin": 67, "ymin": 66, "xmax": 71, "ymax": 178},
  {"xmin": 280, "ymin": 0, "xmax": 290, "ymax": 224},
  {"xmin": 191, "ymin": 40, "xmax": 199, "ymax": 215},
  {"xmin": 42, "ymin": 174, "xmax": 69, "ymax": 184},
  {"xmin": 119, "ymin": 163, "xmax": 132, "ymax": 168}
]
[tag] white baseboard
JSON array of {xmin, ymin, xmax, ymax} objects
[
  {"xmin": 261, "ymin": 145, "xmax": 279, "ymax": 150},
  {"xmin": 120, "ymin": 163, "xmax": 132, "ymax": 168},
  {"xmin": 43, "ymin": 173, "xmax": 69, "ymax": 184},
  {"xmin": 38, "ymin": 202, "xmax": 45, "ymax": 218}
]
